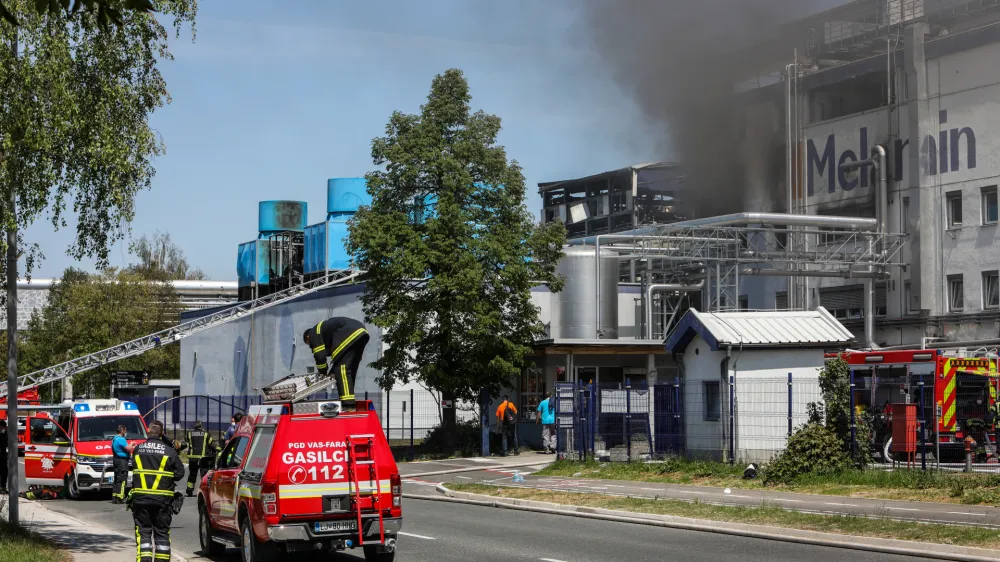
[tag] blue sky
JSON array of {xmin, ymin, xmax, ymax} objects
[{"xmin": 24, "ymin": 0, "xmax": 843, "ymax": 280}]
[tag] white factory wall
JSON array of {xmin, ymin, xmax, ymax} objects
[{"xmin": 179, "ymin": 285, "xmax": 382, "ymax": 397}]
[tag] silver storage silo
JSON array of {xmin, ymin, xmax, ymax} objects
[{"xmin": 551, "ymin": 246, "xmax": 619, "ymax": 339}]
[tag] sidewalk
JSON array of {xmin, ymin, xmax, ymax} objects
[
  {"xmin": 399, "ymin": 452, "xmax": 555, "ymax": 477},
  {"xmin": 464, "ymin": 471, "xmax": 1000, "ymax": 528},
  {"xmin": 11, "ymin": 499, "xmax": 186, "ymax": 562}
]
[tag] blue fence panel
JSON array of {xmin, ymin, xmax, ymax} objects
[{"xmin": 653, "ymin": 378, "xmax": 684, "ymax": 456}]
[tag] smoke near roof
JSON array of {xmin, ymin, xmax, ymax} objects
[{"xmin": 574, "ymin": 0, "xmax": 842, "ymax": 216}]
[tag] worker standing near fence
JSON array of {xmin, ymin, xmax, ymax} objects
[
  {"xmin": 181, "ymin": 420, "xmax": 217, "ymax": 497},
  {"xmin": 496, "ymin": 395, "xmax": 519, "ymax": 456},
  {"xmin": 303, "ymin": 317, "xmax": 370, "ymax": 404},
  {"xmin": 111, "ymin": 425, "xmax": 131, "ymax": 504},
  {"xmin": 536, "ymin": 391, "xmax": 556, "ymax": 454}
]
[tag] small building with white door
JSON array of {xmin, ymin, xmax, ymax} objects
[{"xmin": 664, "ymin": 307, "xmax": 853, "ymax": 463}]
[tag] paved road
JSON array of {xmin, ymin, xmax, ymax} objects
[{"xmin": 11, "ymin": 457, "xmax": 965, "ymax": 561}]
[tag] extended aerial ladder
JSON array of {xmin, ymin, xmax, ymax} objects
[{"xmin": 0, "ymin": 269, "xmax": 363, "ymax": 398}]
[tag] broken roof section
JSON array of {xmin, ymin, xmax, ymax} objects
[{"xmin": 664, "ymin": 307, "xmax": 854, "ymax": 353}]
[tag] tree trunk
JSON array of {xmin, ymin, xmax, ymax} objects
[{"xmin": 6, "ymin": 186, "xmax": 19, "ymax": 524}]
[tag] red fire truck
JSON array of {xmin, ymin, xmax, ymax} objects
[
  {"xmin": 198, "ymin": 399, "xmax": 401, "ymax": 562},
  {"xmin": 0, "ymin": 387, "xmax": 42, "ymax": 455},
  {"xmin": 835, "ymin": 349, "xmax": 1000, "ymax": 462}
]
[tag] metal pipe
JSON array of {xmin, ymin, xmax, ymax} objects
[
  {"xmin": 739, "ymin": 268, "xmax": 886, "ymax": 279},
  {"xmin": 864, "ymin": 277, "xmax": 876, "ymax": 348},
  {"xmin": 666, "ymin": 212, "xmax": 878, "ymax": 231},
  {"xmin": 872, "ymin": 145, "xmax": 888, "ymax": 237},
  {"xmin": 879, "ymin": 338, "xmax": 1000, "ymax": 351},
  {"xmin": 787, "ymin": 61, "xmax": 796, "ymax": 311},
  {"xmin": 646, "ymin": 282, "xmax": 704, "ymax": 339}
]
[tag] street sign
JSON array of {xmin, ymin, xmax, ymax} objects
[
  {"xmin": 441, "ymin": 399, "xmax": 453, "ymax": 408},
  {"xmin": 113, "ymin": 371, "xmax": 149, "ymax": 389}
]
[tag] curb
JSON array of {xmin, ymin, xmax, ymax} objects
[
  {"xmin": 411, "ymin": 485, "xmax": 1000, "ymax": 562},
  {"xmin": 403, "ymin": 460, "xmax": 552, "ymax": 478}
]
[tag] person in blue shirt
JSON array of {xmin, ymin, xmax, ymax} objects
[
  {"xmin": 111, "ymin": 424, "xmax": 131, "ymax": 504},
  {"xmin": 536, "ymin": 391, "xmax": 556, "ymax": 454}
]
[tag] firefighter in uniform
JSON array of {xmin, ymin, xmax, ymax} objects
[
  {"xmin": 128, "ymin": 420, "xmax": 185, "ymax": 562},
  {"xmin": 303, "ymin": 317, "xmax": 370, "ymax": 403},
  {"xmin": 180, "ymin": 420, "xmax": 216, "ymax": 497}
]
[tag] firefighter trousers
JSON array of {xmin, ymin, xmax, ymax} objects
[
  {"xmin": 328, "ymin": 332, "xmax": 369, "ymax": 402},
  {"xmin": 186, "ymin": 458, "xmax": 211, "ymax": 494},
  {"xmin": 112, "ymin": 457, "xmax": 129, "ymax": 501},
  {"xmin": 133, "ymin": 501, "xmax": 172, "ymax": 562}
]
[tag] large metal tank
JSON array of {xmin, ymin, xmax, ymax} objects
[{"xmin": 551, "ymin": 246, "xmax": 618, "ymax": 339}]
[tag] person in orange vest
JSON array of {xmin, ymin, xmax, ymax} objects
[{"xmin": 496, "ymin": 396, "xmax": 519, "ymax": 456}]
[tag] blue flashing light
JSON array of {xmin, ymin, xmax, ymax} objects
[
  {"xmin": 73, "ymin": 403, "xmax": 90, "ymax": 412},
  {"xmin": 367, "ymin": 401, "xmax": 375, "ymax": 411},
  {"xmin": 280, "ymin": 406, "xmax": 290, "ymax": 415},
  {"xmin": 123, "ymin": 402, "xmax": 138, "ymax": 411}
]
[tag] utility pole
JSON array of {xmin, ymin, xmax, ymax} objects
[
  {"xmin": 5, "ymin": 186, "xmax": 18, "ymax": 525},
  {"xmin": 4, "ymin": 29, "xmax": 20, "ymax": 526}
]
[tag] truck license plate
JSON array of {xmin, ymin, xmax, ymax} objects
[{"xmin": 314, "ymin": 520, "xmax": 357, "ymax": 533}]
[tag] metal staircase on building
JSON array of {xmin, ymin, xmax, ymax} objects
[{"xmin": 0, "ymin": 270, "xmax": 363, "ymax": 398}]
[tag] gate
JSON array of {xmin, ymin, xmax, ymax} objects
[
  {"xmin": 653, "ymin": 377, "xmax": 684, "ymax": 456},
  {"xmin": 555, "ymin": 382, "xmax": 595, "ymax": 459}
]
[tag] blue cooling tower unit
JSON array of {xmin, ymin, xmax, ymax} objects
[
  {"xmin": 304, "ymin": 178, "xmax": 371, "ymax": 274},
  {"xmin": 237, "ymin": 201, "xmax": 308, "ymax": 288}
]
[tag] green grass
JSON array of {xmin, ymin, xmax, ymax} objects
[
  {"xmin": 0, "ymin": 518, "xmax": 68, "ymax": 562},
  {"xmin": 450, "ymin": 483, "xmax": 1000, "ymax": 549},
  {"xmin": 535, "ymin": 459, "xmax": 1000, "ymax": 505}
]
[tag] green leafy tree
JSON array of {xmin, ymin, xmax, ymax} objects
[
  {"xmin": 0, "ymin": 0, "xmax": 172, "ymax": 29},
  {"xmin": 17, "ymin": 267, "xmax": 182, "ymax": 400},
  {"xmin": 127, "ymin": 231, "xmax": 206, "ymax": 281},
  {"xmin": 347, "ymin": 69, "xmax": 566, "ymax": 437}
]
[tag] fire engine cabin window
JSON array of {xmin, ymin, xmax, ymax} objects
[
  {"xmin": 29, "ymin": 418, "xmax": 69, "ymax": 445},
  {"xmin": 983, "ymin": 271, "xmax": 999, "ymax": 309},
  {"xmin": 241, "ymin": 426, "xmax": 276, "ymax": 480},
  {"xmin": 704, "ymin": 382, "xmax": 721, "ymax": 422},
  {"xmin": 947, "ymin": 191, "xmax": 963, "ymax": 229},
  {"xmin": 948, "ymin": 274, "xmax": 965, "ymax": 312},
  {"xmin": 219, "ymin": 436, "xmax": 249, "ymax": 469},
  {"xmin": 77, "ymin": 415, "xmax": 146, "ymax": 442},
  {"xmin": 983, "ymin": 186, "xmax": 998, "ymax": 225}
]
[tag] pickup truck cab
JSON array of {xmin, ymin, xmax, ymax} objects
[
  {"xmin": 23, "ymin": 399, "xmax": 147, "ymax": 498},
  {"xmin": 198, "ymin": 399, "xmax": 401, "ymax": 562}
]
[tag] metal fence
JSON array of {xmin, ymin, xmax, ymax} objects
[{"xmin": 133, "ymin": 387, "xmax": 477, "ymax": 460}]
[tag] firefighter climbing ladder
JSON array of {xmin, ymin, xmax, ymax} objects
[{"xmin": 0, "ymin": 270, "xmax": 363, "ymax": 398}]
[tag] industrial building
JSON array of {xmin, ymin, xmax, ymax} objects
[{"xmin": 737, "ymin": 0, "xmax": 1000, "ymax": 346}]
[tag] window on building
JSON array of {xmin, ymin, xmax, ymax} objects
[
  {"xmin": 983, "ymin": 186, "xmax": 998, "ymax": 226},
  {"xmin": 611, "ymin": 192, "xmax": 628, "ymax": 213},
  {"xmin": 948, "ymin": 274, "xmax": 965, "ymax": 312},
  {"xmin": 704, "ymin": 381, "xmax": 721, "ymax": 421},
  {"xmin": 738, "ymin": 295, "xmax": 749, "ymax": 311},
  {"xmin": 521, "ymin": 367, "xmax": 543, "ymax": 421},
  {"xmin": 984, "ymin": 271, "xmax": 999, "ymax": 309},
  {"xmin": 947, "ymin": 191, "xmax": 963, "ymax": 229},
  {"xmin": 904, "ymin": 281, "xmax": 918, "ymax": 314},
  {"xmin": 902, "ymin": 197, "xmax": 910, "ymax": 234}
]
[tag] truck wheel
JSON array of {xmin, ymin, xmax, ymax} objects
[
  {"xmin": 241, "ymin": 517, "xmax": 275, "ymax": 562},
  {"xmin": 65, "ymin": 473, "xmax": 81, "ymax": 500},
  {"xmin": 363, "ymin": 544, "xmax": 396, "ymax": 562},
  {"xmin": 198, "ymin": 503, "xmax": 224, "ymax": 556}
]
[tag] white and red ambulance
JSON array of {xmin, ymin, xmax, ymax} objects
[
  {"xmin": 198, "ymin": 399, "xmax": 402, "ymax": 562},
  {"xmin": 23, "ymin": 399, "xmax": 148, "ymax": 499}
]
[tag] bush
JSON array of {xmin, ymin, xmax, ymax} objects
[
  {"xmin": 421, "ymin": 419, "xmax": 481, "ymax": 456},
  {"xmin": 764, "ymin": 422, "xmax": 851, "ymax": 485}
]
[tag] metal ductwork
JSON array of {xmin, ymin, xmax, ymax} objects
[{"xmin": 667, "ymin": 212, "xmax": 878, "ymax": 231}]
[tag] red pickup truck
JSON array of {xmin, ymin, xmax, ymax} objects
[{"xmin": 198, "ymin": 399, "xmax": 401, "ymax": 562}]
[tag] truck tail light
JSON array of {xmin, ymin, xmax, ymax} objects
[
  {"xmin": 262, "ymin": 481, "xmax": 278, "ymax": 515},
  {"xmin": 390, "ymin": 474, "xmax": 401, "ymax": 508}
]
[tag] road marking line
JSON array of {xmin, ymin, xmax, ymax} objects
[
  {"xmin": 678, "ymin": 490, "xmax": 706, "ymax": 494},
  {"xmin": 825, "ymin": 503, "xmax": 859, "ymax": 507},
  {"xmin": 730, "ymin": 495, "xmax": 752, "ymax": 499},
  {"xmin": 398, "ymin": 531, "xmax": 436, "ymax": 540},
  {"xmin": 606, "ymin": 484, "xmax": 625, "ymax": 488},
  {"xmin": 455, "ymin": 476, "xmax": 472, "ymax": 480},
  {"xmin": 640, "ymin": 487, "xmax": 660, "ymax": 491},
  {"xmin": 778, "ymin": 499, "xmax": 804, "ymax": 503},
  {"xmin": 540, "ymin": 558, "xmax": 569, "ymax": 562},
  {"xmin": 947, "ymin": 512, "xmax": 987, "ymax": 516},
  {"xmin": 886, "ymin": 507, "xmax": 919, "ymax": 511}
]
